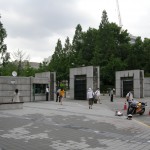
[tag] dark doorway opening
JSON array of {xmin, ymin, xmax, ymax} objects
[
  {"xmin": 74, "ymin": 75, "xmax": 86, "ymax": 100},
  {"xmin": 122, "ymin": 77, "xmax": 133, "ymax": 97}
]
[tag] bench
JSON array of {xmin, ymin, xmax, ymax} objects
[{"xmin": 0, "ymin": 102, "xmax": 24, "ymax": 110}]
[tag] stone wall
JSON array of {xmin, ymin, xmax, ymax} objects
[
  {"xmin": 0, "ymin": 72, "xmax": 56, "ymax": 103},
  {"xmin": 0, "ymin": 76, "xmax": 31, "ymax": 103},
  {"xmin": 144, "ymin": 77, "xmax": 150, "ymax": 97}
]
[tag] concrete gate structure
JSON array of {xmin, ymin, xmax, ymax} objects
[
  {"xmin": 144, "ymin": 77, "xmax": 150, "ymax": 97},
  {"xmin": 69, "ymin": 66, "xmax": 100, "ymax": 100},
  {"xmin": 0, "ymin": 72, "xmax": 56, "ymax": 103},
  {"xmin": 116, "ymin": 70, "xmax": 144, "ymax": 98}
]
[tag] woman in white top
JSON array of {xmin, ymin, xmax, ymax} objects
[
  {"xmin": 13, "ymin": 89, "xmax": 20, "ymax": 102},
  {"xmin": 95, "ymin": 88, "xmax": 101, "ymax": 104}
]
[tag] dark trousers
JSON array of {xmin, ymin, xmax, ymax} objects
[
  {"xmin": 56, "ymin": 93, "xmax": 60, "ymax": 102},
  {"xmin": 89, "ymin": 98, "xmax": 93, "ymax": 105},
  {"xmin": 46, "ymin": 92, "xmax": 49, "ymax": 101},
  {"xmin": 110, "ymin": 95, "xmax": 113, "ymax": 102},
  {"xmin": 127, "ymin": 101, "xmax": 132, "ymax": 114}
]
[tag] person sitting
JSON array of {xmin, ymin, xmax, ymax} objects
[{"xmin": 13, "ymin": 89, "xmax": 20, "ymax": 102}]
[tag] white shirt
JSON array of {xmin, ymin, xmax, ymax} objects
[
  {"xmin": 46, "ymin": 87, "xmax": 49, "ymax": 93},
  {"xmin": 95, "ymin": 90, "xmax": 100, "ymax": 96},
  {"xmin": 87, "ymin": 88, "xmax": 93, "ymax": 99},
  {"xmin": 57, "ymin": 89, "xmax": 61, "ymax": 93},
  {"xmin": 126, "ymin": 92, "xmax": 133, "ymax": 101},
  {"xmin": 13, "ymin": 92, "xmax": 20, "ymax": 102},
  {"xmin": 110, "ymin": 90, "xmax": 113, "ymax": 95}
]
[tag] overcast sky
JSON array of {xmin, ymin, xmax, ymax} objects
[{"xmin": 0, "ymin": 0, "xmax": 150, "ymax": 63}]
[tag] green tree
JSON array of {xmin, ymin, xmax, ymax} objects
[
  {"xmin": 95, "ymin": 10, "xmax": 110, "ymax": 67},
  {"xmin": 49, "ymin": 39, "xmax": 63, "ymax": 83},
  {"xmin": 126, "ymin": 37, "xmax": 143, "ymax": 70},
  {"xmin": 47, "ymin": 9, "xmax": 149, "ymax": 88},
  {"xmin": 0, "ymin": 61, "xmax": 17, "ymax": 76},
  {"xmin": 22, "ymin": 62, "xmax": 37, "ymax": 77},
  {"xmin": 72, "ymin": 24, "xmax": 84, "ymax": 67},
  {"xmin": 95, "ymin": 10, "xmax": 130, "ymax": 87},
  {"xmin": 61, "ymin": 37, "xmax": 72, "ymax": 80},
  {"xmin": 99, "ymin": 10, "xmax": 109, "ymax": 29},
  {"xmin": 0, "ymin": 15, "xmax": 8, "ymax": 68},
  {"xmin": 101, "ymin": 55, "xmax": 127, "ymax": 85},
  {"xmin": 38, "ymin": 61, "xmax": 49, "ymax": 72},
  {"xmin": 143, "ymin": 38, "xmax": 150, "ymax": 75},
  {"xmin": 81, "ymin": 28, "xmax": 97, "ymax": 66}
]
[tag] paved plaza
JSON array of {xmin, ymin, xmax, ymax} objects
[{"xmin": 0, "ymin": 95, "xmax": 150, "ymax": 150}]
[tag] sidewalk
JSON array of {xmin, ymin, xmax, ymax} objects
[{"xmin": 0, "ymin": 96, "xmax": 150, "ymax": 150}]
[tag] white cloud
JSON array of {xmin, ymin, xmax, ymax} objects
[{"xmin": 0, "ymin": 0, "xmax": 150, "ymax": 62}]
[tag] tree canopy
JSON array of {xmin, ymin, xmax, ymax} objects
[{"xmin": 47, "ymin": 10, "xmax": 150, "ymax": 90}]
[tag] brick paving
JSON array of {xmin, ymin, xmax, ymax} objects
[{"xmin": 0, "ymin": 95, "xmax": 150, "ymax": 150}]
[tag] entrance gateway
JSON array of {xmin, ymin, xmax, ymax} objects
[
  {"xmin": 70, "ymin": 66, "xmax": 100, "ymax": 100},
  {"xmin": 116, "ymin": 70, "xmax": 144, "ymax": 98}
]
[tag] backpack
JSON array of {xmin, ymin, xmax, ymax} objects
[
  {"xmin": 59, "ymin": 90, "xmax": 64, "ymax": 97},
  {"xmin": 92, "ymin": 92, "xmax": 97, "ymax": 100}
]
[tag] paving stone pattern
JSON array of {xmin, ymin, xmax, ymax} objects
[{"xmin": 0, "ymin": 96, "xmax": 150, "ymax": 150}]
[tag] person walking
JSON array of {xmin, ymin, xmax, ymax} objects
[
  {"xmin": 87, "ymin": 88, "xmax": 94, "ymax": 109},
  {"xmin": 110, "ymin": 89, "xmax": 113, "ymax": 102},
  {"xmin": 56, "ymin": 87, "xmax": 61, "ymax": 102},
  {"xmin": 95, "ymin": 88, "xmax": 101, "ymax": 104},
  {"xmin": 46, "ymin": 86, "xmax": 49, "ymax": 101},
  {"xmin": 13, "ymin": 89, "xmax": 20, "ymax": 102},
  {"xmin": 59, "ymin": 88, "xmax": 65, "ymax": 105}
]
